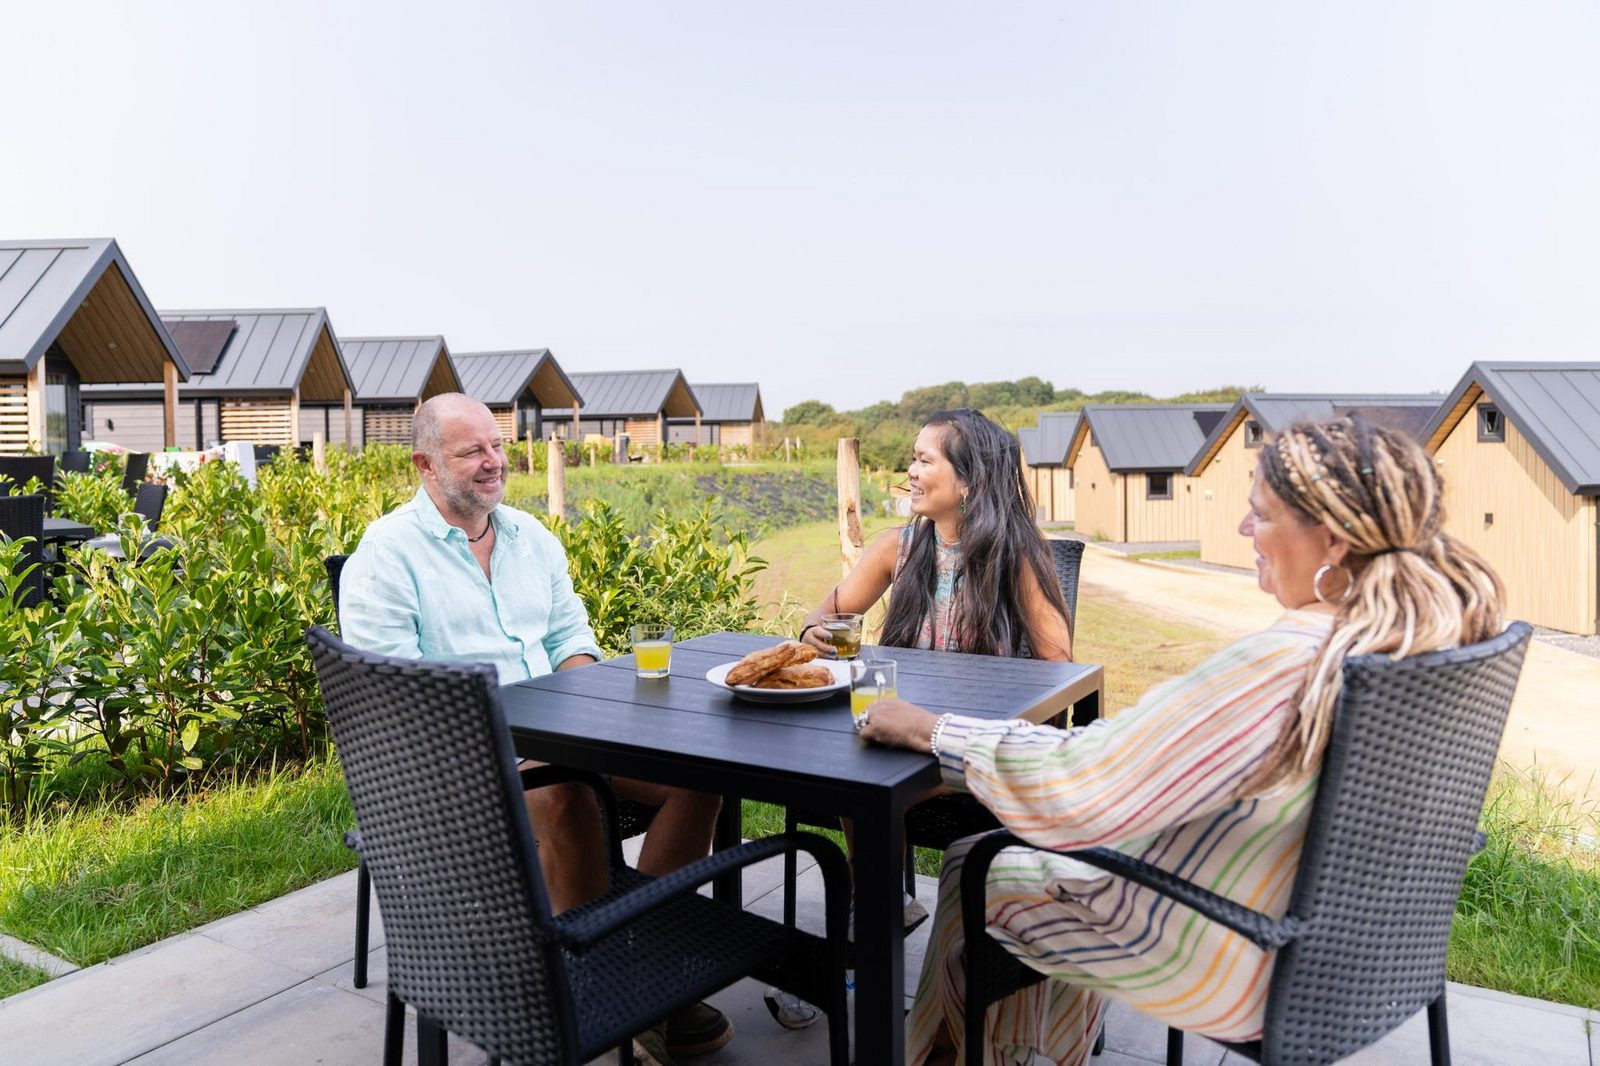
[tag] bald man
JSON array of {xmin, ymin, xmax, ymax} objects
[{"xmin": 340, "ymin": 393, "xmax": 731, "ymax": 1059}]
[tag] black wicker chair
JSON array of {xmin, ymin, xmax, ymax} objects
[
  {"xmin": 960, "ymin": 621, "xmax": 1532, "ymax": 1066},
  {"xmin": 0, "ymin": 493, "xmax": 47, "ymax": 608},
  {"xmin": 83, "ymin": 483, "xmax": 172, "ymax": 561},
  {"xmin": 57, "ymin": 450, "xmax": 92, "ymax": 475},
  {"xmin": 307, "ymin": 626, "xmax": 851, "ymax": 1066},
  {"xmin": 326, "ymin": 553, "xmax": 663, "ymax": 992},
  {"xmin": 782, "ymin": 536, "xmax": 1089, "ymax": 925},
  {"xmin": 0, "ymin": 455, "xmax": 56, "ymax": 513},
  {"xmin": 120, "ymin": 452, "xmax": 150, "ymax": 497}
]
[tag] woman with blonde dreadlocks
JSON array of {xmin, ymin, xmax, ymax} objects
[{"xmin": 859, "ymin": 416, "xmax": 1505, "ymax": 1066}]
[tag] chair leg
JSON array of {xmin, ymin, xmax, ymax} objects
[
  {"xmin": 617, "ymin": 1038, "xmax": 635, "ymax": 1066},
  {"xmin": 353, "ymin": 859, "xmax": 371, "ymax": 988},
  {"xmin": 417, "ymin": 1013, "xmax": 448, "ymax": 1066},
  {"xmin": 1092, "ymin": 1021, "xmax": 1105, "ymax": 1056},
  {"xmin": 1427, "ymin": 992, "xmax": 1451, "ymax": 1066},
  {"xmin": 383, "ymin": 992, "xmax": 404, "ymax": 1066},
  {"xmin": 904, "ymin": 840, "xmax": 916, "ymax": 897},
  {"xmin": 1166, "ymin": 1026, "xmax": 1184, "ymax": 1065}
]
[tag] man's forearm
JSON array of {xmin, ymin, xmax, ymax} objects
[{"xmin": 555, "ymin": 653, "xmax": 598, "ymax": 672}]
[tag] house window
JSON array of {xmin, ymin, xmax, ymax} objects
[
  {"xmin": 1244, "ymin": 420, "xmax": 1264, "ymax": 448},
  {"xmin": 1147, "ymin": 472, "xmax": 1173, "ymax": 500},
  {"xmin": 1477, "ymin": 405, "xmax": 1505, "ymax": 442}
]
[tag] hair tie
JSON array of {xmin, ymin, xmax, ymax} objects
[{"xmin": 1368, "ymin": 546, "xmax": 1414, "ymax": 557}]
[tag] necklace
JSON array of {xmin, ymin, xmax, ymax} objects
[{"xmin": 467, "ymin": 516, "xmax": 493, "ymax": 543}]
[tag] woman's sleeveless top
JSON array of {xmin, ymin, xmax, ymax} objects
[{"xmin": 893, "ymin": 522, "xmax": 964, "ymax": 651}]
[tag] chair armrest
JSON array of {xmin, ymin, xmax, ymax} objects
[
  {"xmin": 961, "ymin": 830, "xmax": 1300, "ymax": 952},
  {"xmin": 556, "ymin": 831, "xmax": 850, "ymax": 950}
]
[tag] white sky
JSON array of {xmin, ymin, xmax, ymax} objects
[{"xmin": 5, "ymin": 2, "xmax": 1599, "ymax": 417}]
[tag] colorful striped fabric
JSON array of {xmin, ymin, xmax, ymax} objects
[{"xmin": 908, "ymin": 609, "xmax": 1335, "ymax": 1065}]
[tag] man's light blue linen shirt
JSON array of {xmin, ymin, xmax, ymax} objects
[{"xmin": 339, "ymin": 487, "xmax": 602, "ymax": 684}]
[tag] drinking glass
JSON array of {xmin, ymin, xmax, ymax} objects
[
  {"xmin": 849, "ymin": 658, "xmax": 896, "ymax": 731},
  {"xmin": 631, "ymin": 624, "xmax": 674, "ymax": 679},
  {"xmin": 821, "ymin": 612, "xmax": 864, "ymax": 660}
]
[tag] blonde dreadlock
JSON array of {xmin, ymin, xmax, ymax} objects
[{"xmin": 1246, "ymin": 416, "xmax": 1504, "ymax": 793}]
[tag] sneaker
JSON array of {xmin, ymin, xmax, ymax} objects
[
  {"xmin": 845, "ymin": 893, "xmax": 930, "ymax": 943},
  {"xmin": 633, "ymin": 1025, "xmax": 677, "ymax": 1066},
  {"xmin": 763, "ymin": 986, "xmax": 821, "ymax": 1030},
  {"xmin": 663, "ymin": 1000, "xmax": 734, "ymax": 1057}
]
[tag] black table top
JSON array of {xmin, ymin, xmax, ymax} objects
[
  {"xmin": 502, "ymin": 632, "xmax": 1104, "ymax": 810},
  {"xmin": 41, "ymin": 517, "xmax": 96, "ymax": 542}
]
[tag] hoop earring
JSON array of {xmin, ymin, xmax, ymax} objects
[{"xmin": 1312, "ymin": 563, "xmax": 1353, "ymax": 605}]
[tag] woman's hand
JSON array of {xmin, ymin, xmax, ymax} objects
[
  {"xmin": 798, "ymin": 622, "xmax": 836, "ymax": 657},
  {"xmin": 857, "ymin": 697, "xmax": 941, "ymax": 752}
]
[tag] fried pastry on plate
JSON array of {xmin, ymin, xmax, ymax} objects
[
  {"xmin": 751, "ymin": 662, "xmax": 835, "ymax": 690},
  {"xmin": 725, "ymin": 640, "xmax": 817, "ymax": 687}
]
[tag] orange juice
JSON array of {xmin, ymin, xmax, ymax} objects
[
  {"xmin": 850, "ymin": 686, "xmax": 896, "ymax": 725},
  {"xmin": 634, "ymin": 641, "xmax": 672, "ymax": 678}
]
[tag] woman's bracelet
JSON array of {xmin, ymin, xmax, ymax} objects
[
  {"xmin": 798, "ymin": 622, "xmax": 820, "ymax": 641},
  {"xmin": 928, "ymin": 713, "xmax": 955, "ymax": 758}
]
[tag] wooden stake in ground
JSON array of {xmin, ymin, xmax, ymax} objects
[
  {"xmin": 526, "ymin": 430, "xmax": 535, "ymax": 474},
  {"xmin": 312, "ymin": 431, "xmax": 326, "ymax": 474},
  {"xmin": 784, "ymin": 437, "xmax": 792, "ymax": 463},
  {"xmin": 837, "ymin": 437, "xmax": 863, "ymax": 577},
  {"xmin": 547, "ymin": 439, "xmax": 566, "ymax": 518}
]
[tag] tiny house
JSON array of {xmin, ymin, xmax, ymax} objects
[
  {"xmin": 1066, "ymin": 404, "xmax": 1229, "ymax": 543},
  {"xmin": 0, "ymin": 238, "xmax": 189, "ymax": 453},
  {"xmin": 454, "ymin": 349, "xmax": 584, "ymax": 443},
  {"xmin": 1423, "ymin": 362, "xmax": 1600, "ymax": 635},
  {"xmin": 1018, "ymin": 411, "xmax": 1077, "ymax": 523},
  {"xmin": 1187, "ymin": 394, "xmax": 1439, "ymax": 570},
  {"xmin": 339, "ymin": 336, "xmax": 463, "ymax": 446},
  {"xmin": 542, "ymin": 370, "xmax": 701, "ymax": 448},
  {"xmin": 667, "ymin": 383, "xmax": 765, "ymax": 448}
]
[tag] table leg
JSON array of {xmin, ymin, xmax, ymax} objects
[
  {"xmin": 851, "ymin": 803, "xmax": 907, "ymax": 1065},
  {"xmin": 1071, "ymin": 685, "xmax": 1102, "ymax": 728},
  {"xmin": 712, "ymin": 794, "xmax": 742, "ymax": 903}
]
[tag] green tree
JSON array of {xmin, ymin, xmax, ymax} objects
[{"xmin": 780, "ymin": 399, "xmax": 838, "ymax": 425}]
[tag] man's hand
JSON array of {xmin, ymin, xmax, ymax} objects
[{"xmin": 857, "ymin": 697, "xmax": 941, "ymax": 752}]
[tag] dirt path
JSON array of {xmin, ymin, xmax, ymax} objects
[{"xmin": 1076, "ymin": 544, "xmax": 1600, "ymax": 798}]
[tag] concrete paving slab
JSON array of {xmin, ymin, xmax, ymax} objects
[
  {"xmin": 312, "ymin": 945, "xmax": 389, "ymax": 1006},
  {"xmin": 196, "ymin": 870, "xmax": 378, "ymax": 977},
  {"xmin": 0, "ymin": 934, "xmax": 307, "ymax": 1066},
  {"xmin": 1103, "ymin": 999, "xmax": 1227, "ymax": 1065}
]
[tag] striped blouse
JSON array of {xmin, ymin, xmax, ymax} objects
[{"xmin": 933, "ymin": 609, "xmax": 1334, "ymax": 1044}]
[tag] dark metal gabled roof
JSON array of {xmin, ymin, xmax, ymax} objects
[
  {"xmin": 0, "ymin": 237, "xmax": 190, "ymax": 380},
  {"xmin": 1186, "ymin": 393, "xmax": 1441, "ymax": 475},
  {"xmin": 453, "ymin": 349, "xmax": 583, "ymax": 410},
  {"xmin": 543, "ymin": 370, "xmax": 700, "ymax": 419},
  {"xmin": 1021, "ymin": 412, "xmax": 1079, "ymax": 467},
  {"xmin": 669, "ymin": 383, "xmax": 762, "ymax": 423},
  {"xmin": 1067, "ymin": 404, "xmax": 1231, "ymax": 472},
  {"xmin": 339, "ymin": 336, "xmax": 461, "ymax": 403},
  {"xmin": 1422, "ymin": 362, "xmax": 1600, "ymax": 495}
]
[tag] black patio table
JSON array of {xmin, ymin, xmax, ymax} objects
[
  {"xmin": 40, "ymin": 517, "xmax": 96, "ymax": 545},
  {"xmin": 501, "ymin": 631, "xmax": 1104, "ymax": 1065}
]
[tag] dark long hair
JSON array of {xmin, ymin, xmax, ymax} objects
[{"xmin": 879, "ymin": 409, "xmax": 1071, "ymax": 657}]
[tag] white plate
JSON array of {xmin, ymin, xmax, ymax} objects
[{"xmin": 705, "ymin": 660, "xmax": 851, "ymax": 704}]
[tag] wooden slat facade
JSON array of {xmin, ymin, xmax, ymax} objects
[
  {"xmin": 1022, "ymin": 461, "xmax": 1074, "ymax": 523},
  {"xmin": 82, "ymin": 399, "xmax": 218, "ymax": 453},
  {"xmin": 1072, "ymin": 437, "xmax": 1203, "ymax": 542},
  {"xmin": 492, "ymin": 407, "xmax": 516, "ymax": 440},
  {"xmin": 1434, "ymin": 406, "xmax": 1599, "ymax": 635},
  {"xmin": 0, "ymin": 377, "xmax": 29, "ymax": 453},
  {"xmin": 299, "ymin": 405, "xmax": 361, "ymax": 449},
  {"xmin": 220, "ymin": 399, "xmax": 295, "ymax": 446},
  {"xmin": 364, "ymin": 407, "xmax": 414, "ymax": 446},
  {"xmin": 1072, "ymin": 439, "xmax": 1123, "ymax": 541},
  {"xmin": 624, "ymin": 417, "xmax": 662, "ymax": 447},
  {"xmin": 1193, "ymin": 422, "xmax": 1260, "ymax": 569}
]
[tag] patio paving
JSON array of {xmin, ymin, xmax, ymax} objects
[{"xmin": 1, "ymin": 841, "xmax": 1594, "ymax": 1065}]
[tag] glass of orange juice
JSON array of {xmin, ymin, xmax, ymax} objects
[
  {"xmin": 631, "ymin": 624, "xmax": 674, "ymax": 679},
  {"xmin": 849, "ymin": 658, "xmax": 896, "ymax": 732}
]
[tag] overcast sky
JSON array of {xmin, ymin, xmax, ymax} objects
[{"xmin": 5, "ymin": 2, "xmax": 1598, "ymax": 417}]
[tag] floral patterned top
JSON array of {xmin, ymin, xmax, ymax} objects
[{"xmin": 893, "ymin": 521, "xmax": 964, "ymax": 651}]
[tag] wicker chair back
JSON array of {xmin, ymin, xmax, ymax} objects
[
  {"xmin": 1260, "ymin": 621, "xmax": 1530, "ymax": 1063},
  {"xmin": 121, "ymin": 453, "xmax": 150, "ymax": 496},
  {"xmin": 0, "ymin": 493, "xmax": 47, "ymax": 608},
  {"xmin": 133, "ymin": 482, "xmax": 168, "ymax": 531},
  {"xmin": 1047, "ymin": 537, "xmax": 1083, "ymax": 625},
  {"xmin": 307, "ymin": 626, "xmax": 576, "ymax": 1065}
]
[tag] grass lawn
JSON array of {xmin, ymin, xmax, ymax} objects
[
  {"xmin": 0, "ymin": 757, "xmax": 356, "ymax": 970},
  {"xmin": 0, "ymin": 955, "xmax": 49, "ymax": 1000}
]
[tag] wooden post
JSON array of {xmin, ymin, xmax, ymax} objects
[
  {"xmin": 547, "ymin": 439, "xmax": 565, "ymax": 518},
  {"xmin": 837, "ymin": 437, "xmax": 863, "ymax": 577},
  {"xmin": 784, "ymin": 437, "xmax": 792, "ymax": 463},
  {"xmin": 526, "ymin": 430, "xmax": 536, "ymax": 474},
  {"xmin": 342, "ymin": 387, "xmax": 353, "ymax": 449},
  {"xmin": 312, "ymin": 431, "xmax": 327, "ymax": 473},
  {"xmin": 288, "ymin": 387, "xmax": 301, "ymax": 448},
  {"xmin": 26, "ymin": 357, "xmax": 46, "ymax": 448},
  {"xmin": 162, "ymin": 360, "xmax": 179, "ymax": 449}
]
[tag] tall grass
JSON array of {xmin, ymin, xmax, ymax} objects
[
  {"xmin": 1449, "ymin": 766, "xmax": 1600, "ymax": 1009},
  {"xmin": 0, "ymin": 955, "xmax": 48, "ymax": 1000}
]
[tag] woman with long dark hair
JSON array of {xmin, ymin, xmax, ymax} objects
[{"xmin": 798, "ymin": 408, "xmax": 1073, "ymax": 661}]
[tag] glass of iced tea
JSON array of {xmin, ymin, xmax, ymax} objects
[
  {"xmin": 821, "ymin": 612, "xmax": 864, "ymax": 660},
  {"xmin": 849, "ymin": 658, "xmax": 896, "ymax": 732},
  {"xmin": 630, "ymin": 624, "xmax": 674, "ymax": 679}
]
